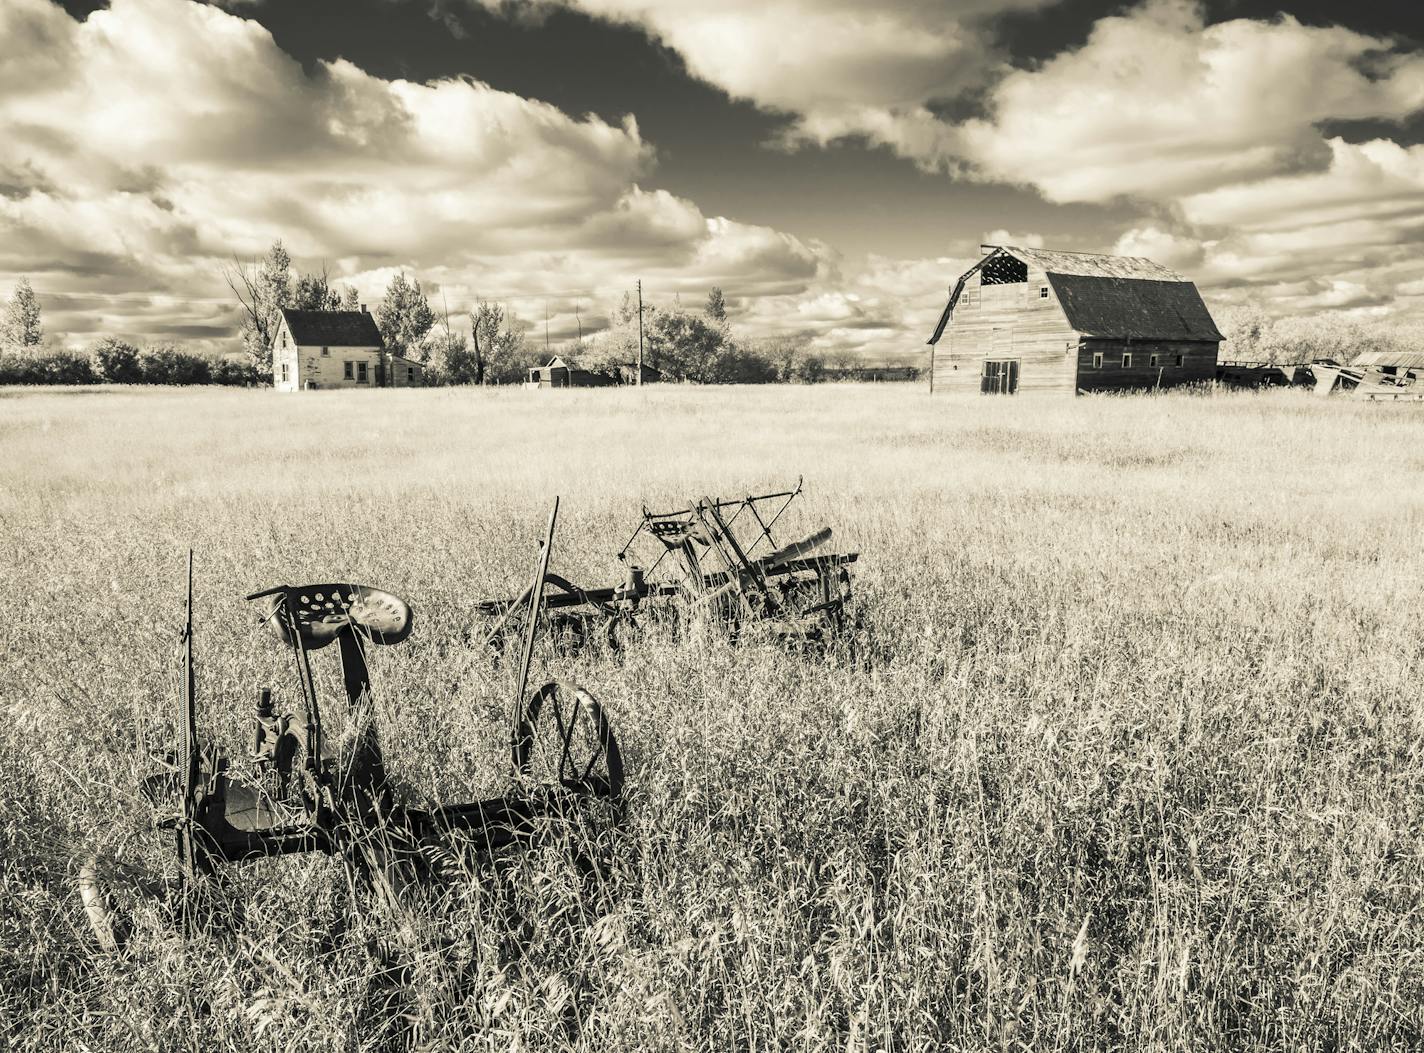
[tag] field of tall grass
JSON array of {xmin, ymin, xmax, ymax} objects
[{"xmin": 2, "ymin": 382, "xmax": 1422, "ymax": 1051}]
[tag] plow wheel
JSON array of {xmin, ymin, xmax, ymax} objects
[{"xmin": 513, "ymin": 682, "xmax": 624, "ymax": 802}]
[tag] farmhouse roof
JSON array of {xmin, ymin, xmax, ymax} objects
[
  {"xmin": 280, "ymin": 309, "xmax": 383, "ymax": 347},
  {"xmin": 927, "ymin": 246, "xmax": 1222, "ymax": 344}
]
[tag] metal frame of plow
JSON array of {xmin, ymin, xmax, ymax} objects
[{"xmin": 474, "ymin": 479, "xmax": 858, "ymax": 652}]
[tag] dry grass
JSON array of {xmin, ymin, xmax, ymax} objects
[{"xmin": 1, "ymin": 383, "xmax": 1422, "ymax": 1051}]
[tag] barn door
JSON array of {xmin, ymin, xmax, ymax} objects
[{"xmin": 980, "ymin": 359, "xmax": 1019, "ymax": 395}]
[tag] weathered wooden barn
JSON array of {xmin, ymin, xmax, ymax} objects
[
  {"xmin": 926, "ymin": 246, "xmax": 1223, "ymax": 395},
  {"xmin": 272, "ymin": 308, "xmax": 424, "ymax": 391}
]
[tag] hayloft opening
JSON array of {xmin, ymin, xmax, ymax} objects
[{"xmin": 981, "ymin": 254, "xmax": 1027, "ymax": 285}]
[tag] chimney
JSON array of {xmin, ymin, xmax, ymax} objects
[{"xmin": 360, "ymin": 303, "xmax": 367, "ymax": 313}]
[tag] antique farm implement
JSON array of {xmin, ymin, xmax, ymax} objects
[
  {"xmin": 475, "ymin": 480, "xmax": 858, "ymax": 652},
  {"xmin": 79, "ymin": 500, "xmax": 624, "ymax": 952}
]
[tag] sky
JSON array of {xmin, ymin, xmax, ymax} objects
[{"xmin": 4, "ymin": 0, "xmax": 1423, "ymax": 360}]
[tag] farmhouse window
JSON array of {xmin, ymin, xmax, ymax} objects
[
  {"xmin": 357, "ymin": 361, "xmax": 369, "ymax": 383},
  {"xmin": 1092, "ymin": 352, "xmax": 1103, "ymax": 369},
  {"xmin": 321, "ymin": 346, "xmax": 329, "ymax": 356},
  {"xmin": 1150, "ymin": 354, "xmax": 1160, "ymax": 367},
  {"xmin": 344, "ymin": 361, "xmax": 354, "ymax": 380},
  {"xmin": 406, "ymin": 366, "xmax": 415, "ymax": 383},
  {"xmin": 280, "ymin": 363, "xmax": 289, "ymax": 383},
  {"xmin": 1175, "ymin": 353, "xmax": 1184, "ymax": 367},
  {"xmin": 1039, "ymin": 286, "xmax": 1049, "ymax": 298},
  {"xmin": 1122, "ymin": 353, "xmax": 1132, "ymax": 368}
]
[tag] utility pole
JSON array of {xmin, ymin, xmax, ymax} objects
[
  {"xmin": 575, "ymin": 301, "xmax": 582, "ymax": 348},
  {"xmin": 544, "ymin": 301, "xmax": 550, "ymax": 357},
  {"xmin": 636, "ymin": 279, "xmax": 644, "ymax": 387}
]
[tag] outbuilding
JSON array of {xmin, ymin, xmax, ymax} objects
[
  {"xmin": 525, "ymin": 355, "xmax": 618, "ymax": 388},
  {"xmin": 926, "ymin": 246, "xmax": 1223, "ymax": 395}
]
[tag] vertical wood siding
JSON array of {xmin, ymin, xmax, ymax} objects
[{"xmin": 933, "ymin": 268, "xmax": 1080, "ymax": 395}]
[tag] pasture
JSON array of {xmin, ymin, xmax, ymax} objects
[{"xmin": 1, "ymin": 383, "xmax": 1422, "ymax": 1051}]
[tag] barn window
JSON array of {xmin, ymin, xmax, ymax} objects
[
  {"xmin": 344, "ymin": 361, "xmax": 354, "ymax": 380},
  {"xmin": 1175, "ymin": 353, "xmax": 1184, "ymax": 367},
  {"xmin": 406, "ymin": 366, "xmax": 415, "ymax": 382},
  {"xmin": 1039, "ymin": 286, "xmax": 1049, "ymax": 298},
  {"xmin": 357, "ymin": 361, "xmax": 369, "ymax": 383},
  {"xmin": 1150, "ymin": 354, "xmax": 1160, "ymax": 367},
  {"xmin": 1092, "ymin": 352, "xmax": 1103, "ymax": 370},
  {"xmin": 1122, "ymin": 353, "xmax": 1133, "ymax": 368}
]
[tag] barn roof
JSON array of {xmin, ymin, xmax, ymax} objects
[
  {"xmin": 927, "ymin": 246, "xmax": 1220, "ymax": 345},
  {"xmin": 1048, "ymin": 275, "xmax": 1223, "ymax": 341},
  {"xmin": 1006, "ymin": 246, "xmax": 1186, "ymax": 281},
  {"xmin": 280, "ymin": 308, "xmax": 383, "ymax": 347}
]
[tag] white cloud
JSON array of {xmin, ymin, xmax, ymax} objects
[
  {"xmin": 0, "ymin": 0, "xmax": 871, "ymax": 352},
  {"xmin": 467, "ymin": 0, "xmax": 1049, "ymax": 160},
  {"xmin": 982, "ymin": 229, "xmax": 1044, "ymax": 249},
  {"xmin": 959, "ymin": 0, "xmax": 1424, "ymax": 203}
]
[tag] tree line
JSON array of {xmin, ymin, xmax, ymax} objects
[
  {"xmin": 228, "ymin": 240, "xmax": 849, "ymax": 386},
  {"xmin": 1, "ymin": 242, "xmax": 856, "ymax": 387}
]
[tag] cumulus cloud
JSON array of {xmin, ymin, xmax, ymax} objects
[
  {"xmin": 1111, "ymin": 137, "xmax": 1424, "ymax": 313},
  {"xmin": 0, "ymin": 0, "xmax": 867, "ymax": 351},
  {"xmin": 959, "ymin": 0, "xmax": 1424, "ymax": 204},
  {"xmin": 465, "ymin": 0, "xmax": 1051, "ymax": 160}
]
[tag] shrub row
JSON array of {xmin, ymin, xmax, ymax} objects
[{"xmin": 0, "ymin": 341, "xmax": 265, "ymax": 386}]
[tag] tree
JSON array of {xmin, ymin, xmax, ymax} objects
[
  {"xmin": 646, "ymin": 305, "xmax": 731, "ymax": 382},
  {"xmin": 1216, "ymin": 299, "xmax": 1271, "ymax": 362},
  {"xmin": 138, "ymin": 343, "xmax": 211, "ymax": 385},
  {"xmin": 470, "ymin": 301, "xmax": 507, "ymax": 385},
  {"xmin": 414, "ymin": 327, "xmax": 472, "ymax": 385},
  {"xmin": 291, "ymin": 264, "xmax": 356, "ymax": 312},
  {"xmin": 2, "ymin": 277, "xmax": 43, "ymax": 352},
  {"xmin": 705, "ymin": 286, "xmax": 727, "ymax": 324},
  {"xmin": 794, "ymin": 350, "xmax": 826, "ymax": 383},
  {"xmin": 376, "ymin": 272, "xmax": 437, "ymax": 360},
  {"xmin": 485, "ymin": 309, "xmax": 538, "ymax": 384},
  {"xmin": 225, "ymin": 240, "xmax": 292, "ymax": 370},
  {"xmin": 758, "ymin": 336, "xmax": 809, "ymax": 382},
  {"xmin": 89, "ymin": 338, "xmax": 144, "ymax": 383}
]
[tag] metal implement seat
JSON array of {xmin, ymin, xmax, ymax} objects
[{"xmin": 247, "ymin": 584, "xmax": 413, "ymax": 650}]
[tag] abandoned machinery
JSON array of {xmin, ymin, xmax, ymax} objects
[
  {"xmin": 475, "ymin": 479, "xmax": 858, "ymax": 654},
  {"xmin": 79, "ymin": 500, "xmax": 622, "ymax": 953}
]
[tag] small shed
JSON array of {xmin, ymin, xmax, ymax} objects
[
  {"xmin": 526, "ymin": 356, "xmax": 618, "ymax": 388},
  {"xmin": 926, "ymin": 246, "xmax": 1223, "ymax": 395}
]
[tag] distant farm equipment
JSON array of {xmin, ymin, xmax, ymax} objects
[
  {"xmin": 1216, "ymin": 357, "xmax": 1424, "ymax": 401},
  {"xmin": 79, "ymin": 503, "xmax": 624, "ymax": 953},
  {"xmin": 475, "ymin": 480, "xmax": 859, "ymax": 654}
]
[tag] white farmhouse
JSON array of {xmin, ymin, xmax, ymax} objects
[{"xmin": 272, "ymin": 308, "xmax": 424, "ymax": 391}]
